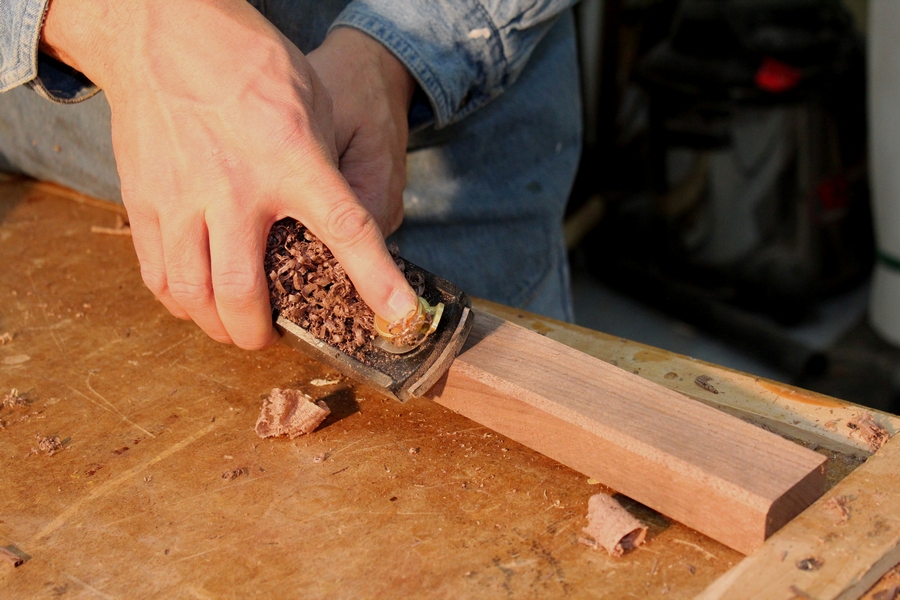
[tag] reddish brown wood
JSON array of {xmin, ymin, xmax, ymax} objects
[{"xmin": 429, "ymin": 312, "xmax": 828, "ymax": 554}]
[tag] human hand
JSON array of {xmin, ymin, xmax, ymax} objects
[
  {"xmin": 306, "ymin": 27, "xmax": 416, "ymax": 237},
  {"xmin": 40, "ymin": 0, "xmax": 419, "ymax": 349}
]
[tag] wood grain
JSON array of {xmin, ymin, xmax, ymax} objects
[
  {"xmin": 698, "ymin": 434, "xmax": 900, "ymax": 599},
  {"xmin": 429, "ymin": 311, "xmax": 828, "ymax": 555},
  {"xmin": 476, "ymin": 299, "xmax": 900, "ymax": 458},
  {"xmin": 2, "ymin": 178, "xmax": 895, "ymax": 598}
]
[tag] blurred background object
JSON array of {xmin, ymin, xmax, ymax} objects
[
  {"xmin": 568, "ymin": 0, "xmax": 900, "ymax": 413},
  {"xmin": 868, "ymin": 0, "xmax": 900, "ymax": 348}
]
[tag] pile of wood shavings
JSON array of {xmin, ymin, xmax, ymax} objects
[{"xmin": 265, "ymin": 219, "xmax": 375, "ymax": 355}]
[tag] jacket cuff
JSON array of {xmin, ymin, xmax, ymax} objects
[
  {"xmin": 0, "ymin": 0, "xmax": 50, "ymax": 92},
  {"xmin": 0, "ymin": 0, "xmax": 97, "ymax": 102},
  {"xmin": 330, "ymin": 1, "xmax": 511, "ymax": 130}
]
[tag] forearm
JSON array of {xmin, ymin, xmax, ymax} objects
[{"xmin": 39, "ymin": 0, "xmax": 119, "ymax": 85}]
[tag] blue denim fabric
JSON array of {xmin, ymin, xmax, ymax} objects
[
  {"xmin": 0, "ymin": 0, "xmax": 48, "ymax": 92},
  {"xmin": 0, "ymin": 1, "xmax": 581, "ymax": 320},
  {"xmin": 332, "ymin": 0, "xmax": 578, "ymax": 128},
  {"xmin": 0, "ymin": 0, "xmax": 99, "ymax": 103}
]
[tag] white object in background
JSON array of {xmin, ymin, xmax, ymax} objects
[{"xmin": 869, "ymin": 0, "xmax": 900, "ymax": 347}]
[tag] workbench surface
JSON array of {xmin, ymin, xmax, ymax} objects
[{"xmin": 1, "ymin": 177, "xmax": 898, "ymax": 598}]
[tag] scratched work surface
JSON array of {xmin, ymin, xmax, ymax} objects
[{"xmin": 0, "ymin": 178, "xmax": 882, "ymax": 598}]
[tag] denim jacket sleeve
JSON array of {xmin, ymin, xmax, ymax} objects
[
  {"xmin": 0, "ymin": 0, "xmax": 98, "ymax": 102},
  {"xmin": 331, "ymin": 0, "xmax": 578, "ymax": 129}
]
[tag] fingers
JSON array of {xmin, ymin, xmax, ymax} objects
[
  {"xmin": 160, "ymin": 214, "xmax": 234, "ymax": 345},
  {"xmin": 282, "ymin": 158, "xmax": 418, "ymax": 323},
  {"xmin": 207, "ymin": 206, "xmax": 280, "ymax": 350},
  {"xmin": 126, "ymin": 206, "xmax": 191, "ymax": 321}
]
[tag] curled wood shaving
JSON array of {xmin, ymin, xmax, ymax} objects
[
  {"xmin": 694, "ymin": 375, "xmax": 719, "ymax": 394},
  {"xmin": 847, "ymin": 412, "xmax": 890, "ymax": 452},
  {"xmin": 255, "ymin": 388, "xmax": 330, "ymax": 439},
  {"xmin": 0, "ymin": 546, "xmax": 24, "ymax": 567},
  {"xmin": 0, "ymin": 332, "xmax": 12, "ymax": 345},
  {"xmin": 580, "ymin": 494, "xmax": 647, "ymax": 557}
]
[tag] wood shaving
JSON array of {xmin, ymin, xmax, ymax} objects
[
  {"xmin": 35, "ymin": 434, "xmax": 63, "ymax": 456},
  {"xmin": 309, "ymin": 378, "xmax": 342, "ymax": 387},
  {"xmin": 0, "ymin": 546, "xmax": 24, "ymax": 567},
  {"xmin": 694, "ymin": 375, "xmax": 719, "ymax": 394},
  {"xmin": 2, "ymin": 388, "xmax": 27, "ymax": 409},
  {"xmin": 847, "ymin": 412, "xmax": 890, "ymax": 452},
  {"xmin": 823, "ymin": 495, "xmax": 853, "ymax": 523},
  {"xmin": 580, "ymin": 494, "xmax": 647, "ymax": 557},
  {"xmin": 255, "ymin": 388, "xmax": 330, "ymax": 439},
  {"xmin": 222, "ymin": 468, "xmax": 244, "ymax": 481},
  {"xmin": 0, "ymin": 332, "xmax": 12, "ymax": 345},
  {"xmin": 91, "ymin": 214, "xmax": 131, "ymax": 236}
]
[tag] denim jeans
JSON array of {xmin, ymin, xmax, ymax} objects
[{"xmin": 0, "ymin": 4, "xmax": 581, "ymax": 320}]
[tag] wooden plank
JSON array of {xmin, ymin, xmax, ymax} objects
[
  {"xmin": 475, "ymin": 300, "xmax": 900, "ymax": 458},
  {"xmin": 698, "ymin": 434, "xmax": 900, "ymax": 599},
  {"xmin": 428, "ymin": 311, "xmax": 828, "ymax": 555}
]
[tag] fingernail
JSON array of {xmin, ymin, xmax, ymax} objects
[{"xmin": 386, "ymin": 287, "xmax": 417, "ymax": 322}]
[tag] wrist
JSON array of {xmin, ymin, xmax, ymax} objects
[
  {"xmin": 325, "ymin": 27, "xmax": 417, "ymax": 112},
  {"xmin": 39, "ymin": 0, "xmax": 123, "ymax": 88}
]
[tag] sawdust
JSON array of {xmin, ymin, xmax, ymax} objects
[
  {"xmin": 580, "ymin": 494, "xmax": 647, "ymax": 557},
  {"xmin": 255, "ymin": 388, "xmax": 330, "ymax": 439},
  {"xmin": 847, "ymin": 412, "xmax": 890, "ymax": 452}
]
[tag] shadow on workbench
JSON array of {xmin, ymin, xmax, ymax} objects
[{"xmin": 0, "ymin": 174, "xmax": 25, "ymax": 224}]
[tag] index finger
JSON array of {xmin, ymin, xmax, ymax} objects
[{"xmin": 279, "ymin": 155, "xmax": 418, "ymax": 325}]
